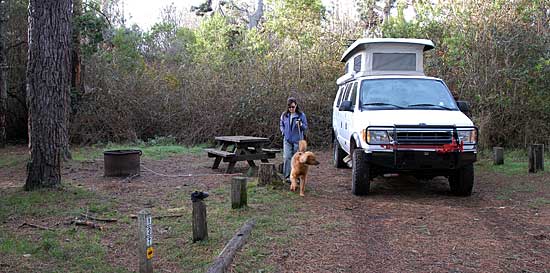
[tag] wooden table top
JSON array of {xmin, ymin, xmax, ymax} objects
[{"xmin": 215, "ymin": 136, "xmax": 270, "ymax": 144}]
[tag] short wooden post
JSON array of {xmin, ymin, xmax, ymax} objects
[
  {"xmin": 231, "ymin": 177, "xmax": 247, "ymax": 209},
  {"xmin": 258, "ymin": 163, "xmax": 275, "ymax": 186},
  {"xmin": 138, "ymin": 209, "xmax": 153, "ymax": 273},
  {"xmin": 192, "ymin": 200, "xmax": 208, "ymax": 242},
  {"xmin": 529, "ymin": 144, "xmax": 544, "ymax": 173},
  {"xmin": 493, "ymin": 147, "xmax": 504, "ymax": 165}
]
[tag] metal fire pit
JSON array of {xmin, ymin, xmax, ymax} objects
[{"xmin": 103, "ymin": 150, "xmax": 142, "ymax": 177}]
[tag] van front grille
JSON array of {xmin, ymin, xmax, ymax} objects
[{"xmin": 393, "ymin": 131, "xmax": 453, "ymax": 144}]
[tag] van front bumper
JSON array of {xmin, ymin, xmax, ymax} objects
[{"xmin": 365, "ymin": 150, "xmax": 476, "ymax": 173}]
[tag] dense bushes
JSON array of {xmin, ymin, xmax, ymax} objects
[
  {"xmin": 4, "ymin": 0, "xmax": 549, "ymax": 149},
  {"xmin": 71, "ymin": 2, "xmax": 348, "ymax": 147}
]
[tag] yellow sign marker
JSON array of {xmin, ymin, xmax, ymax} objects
[{"xmin": 146, "ymin": 247, "xmax": 154, "ymax": 259}]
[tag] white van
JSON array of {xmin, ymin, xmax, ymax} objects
[{"xmin": 332, "ymin": 38, "xmax": 478, "ymax": 196}]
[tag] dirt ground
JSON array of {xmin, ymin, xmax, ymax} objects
[{"xmin": 1, "ymin": 146, "xmax": 549, "ymax": 273}]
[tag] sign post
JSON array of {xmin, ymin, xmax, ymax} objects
[{"xmin": 138, "ymin": 209, "xmax": 153, "ymax": 273}]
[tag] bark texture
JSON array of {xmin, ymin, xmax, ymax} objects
[
  {"xmin": 0, "ymin": 0, "xmax": 7, "ymax": 148},
  {"xmin": 25, "ymin": 0, "xmax": 72, "ymax": 190}
]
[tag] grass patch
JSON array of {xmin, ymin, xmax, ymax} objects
[
  {"xmin": 476, "ymin": 148, "xmax": 548, "ymax": 176},
  {"xmin": 0, "ymin": 228, "xmax": 130, "ymax": 273},
  {"xmin": 0, "ymin": 153, "xmax": 28, "ymax": 168},
  {"xmin": 0, "ymin": 184, "xmax": 121, "ymax": 221},
  {"xmin": 72, "ymin": 140, "xmax": 208, "ymax": 161},
  {"xmin": 495, "ymin": 182, "xmax": 538, "ymax": 200},
  {"xmin": 156, "ymin": 180, "xmax": 306, "ymax": 272},
  {"xmin": 1, "ymin": 179, "xmax": 307, "ymax": 272},
  {"xmin": 529, "ymin": 197, "xmax": 550, "ymax": 208},
  {"xmin": 0, "ymin": 183, "xmax": 128, "ymax": 272}
]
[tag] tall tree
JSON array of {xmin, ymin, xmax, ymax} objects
[
  {"xmin": 0, "ymin": 0, "xmax": 8, "ymax": 148},
  {"xmin": 71, "ymin": 0, "xmax": 83, "ymax": 94},
  {"xmin": 25, "ymin": 0, "xmax": 72, "ymax": 190}
]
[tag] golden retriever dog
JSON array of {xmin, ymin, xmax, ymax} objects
[{"xmin": 290, "ymin": 140, "xmax": 320, "ymax": 197}]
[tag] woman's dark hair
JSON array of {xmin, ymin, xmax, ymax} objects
[{"xmin": 285, "ymin": 97, "xmax": 301, "ymax": 114}]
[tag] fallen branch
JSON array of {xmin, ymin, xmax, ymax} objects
[
  {"xmin": 19, "ymin": 222, "xmax": 51, "ymax": 231},
  {"xmin": 123, "ymin": 173, "xmax": 140, "ymax": 183},
  {"xmin": 80, "ymin": 213, "xmax": 117, "ymax": 222},
  {"xmin": 130, "ymin": 213, "xmax": 184, "ymax": 219},
  {"xmin": 70, "ymin": 219, "xmax": 103, "ymax": 230},
  {"xmin": 207, "ymin": 219, "xmax": 256, "ymax": 273}
]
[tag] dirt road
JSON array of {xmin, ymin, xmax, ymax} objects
[{"xmin": 269, "ymin": 151, "xmax": 550, "ymax": 273}]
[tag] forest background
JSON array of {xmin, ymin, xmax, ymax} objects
[{"xmin": 1, "ymin": 0, "xmax": 549, "ymax": 149}]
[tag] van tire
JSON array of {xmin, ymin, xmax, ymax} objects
[
  {"xmin": 333, "ymin": 138, "xmax": 346, "ymax": 168},
  {"xmin": 449, "ymin": 164, "xmax": 474, "ymax": 196},
  {"xmin": 352, "ymin": 149, "xmax": 370, "ymax": 195}
]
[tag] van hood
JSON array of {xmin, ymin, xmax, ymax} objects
[{"xmin": 355, "ymin": 110, "xmax": 474, "ymax": 127}]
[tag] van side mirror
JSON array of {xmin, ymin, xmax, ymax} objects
[
  {"xmin": 339, "ymin": 101, "xmax": 353, "ymax": 112},
  {"xmin": 457, "ymin": 101, "xmax": 470, "ymax": 114}
]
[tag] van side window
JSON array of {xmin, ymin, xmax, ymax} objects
[
  {"xmin": 350, "ymin": 82, "xmax": 358, "ymax": 107},
  {"xmin": 344, "ymin": 83, "xmax": 352, "ymax": 100},
  {"xmin": 335, "ymin": 86, "xmax": 345, "ymax": 107},
  {"xmin": 353, "ymin": 55, "xmax": 361, "ymax": 73}
]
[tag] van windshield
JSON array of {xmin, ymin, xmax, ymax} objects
[{"xmin": 359, "ymin": 78, "xmax": 458, "ymax": 110}]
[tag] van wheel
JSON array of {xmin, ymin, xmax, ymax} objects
[
  {"xmin": 352, "ymin": 149, "xmax": 370, "ymax": 195},
  {"xmin": 333, "ymin": 138, "xmax": 346, "ymax": 168},
  {"xmin": 449, "ymin": 164, "xmax": 474, "ymax": 196}
]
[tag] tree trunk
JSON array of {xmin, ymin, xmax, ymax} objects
[
  {"xmin": 64, "ymin": 0, "xmax": 85, "ymax": 161},
  {"xmin": 25, "ymin": 0, "xmax": 72, "ymax": 190},
  {"xmin": 248, "ymin": 0, "xmax": 263, "ymax": 29},
  {"xmin": 0, "ymin": 0, "xmax": 7, "ymax": 148},
  {"xmin": 71, "ymin": 0, "xmax": 83, "ymax": 94}
]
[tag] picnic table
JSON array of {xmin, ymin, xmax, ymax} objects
[{"xmin": 205, "ymin": 136, "xmax": 281, "ymax": 173}]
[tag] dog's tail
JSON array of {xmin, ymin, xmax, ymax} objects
[{"xmin": 298, "ymin": 140, "xmax": 307, "ymax": 153}]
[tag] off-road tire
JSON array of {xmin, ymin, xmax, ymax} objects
[
  {"xmin": 352, "ymin": 149, "xmax": 370, "ymax": 195},
  {"xmin": 449, "ymin": 163, "xmax": 474, "ymax": 196},
  {"xmin": 333, "ymin": 137, "xmax": 346, "ymax": 168}
]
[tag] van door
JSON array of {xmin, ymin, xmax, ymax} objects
[
  {"xmin": 333, "ymin": 86, "xmax": 344, "ymax": 135},
  {"xmin": 337, "ymin": 83, "xmax": 351, "ymax": 152},
  {"xmin": 339, "ymin": 81, "xmax": 358, "ymax": 152}
]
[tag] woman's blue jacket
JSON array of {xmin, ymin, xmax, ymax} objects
[{"xmin": 279, "ymin": 111, "xmax": 308, "ymax": 144}]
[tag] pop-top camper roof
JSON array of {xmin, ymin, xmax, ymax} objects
[{"xmin": 337, "ymin": 38, "xmax": 435, "ymax": 85}]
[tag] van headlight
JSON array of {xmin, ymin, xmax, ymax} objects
[
  {"xmin": 457, "ymin": 129, "xmax": 477, "ymax": 144},
  {"xmin": 365, "ymin": 129, "xmax": 392, "ymax": 144}
]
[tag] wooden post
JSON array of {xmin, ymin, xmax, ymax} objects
[
  {"xmin": 192, "ymin": 200, "xmax": 208, "ymax": 242},
  {"xmin": 138, "ymin": 209, "xmax": 153, "ymax": 273},
  {"xmin": 231, "ymin": 177, "xmax": 247, "ymax": 209},
  {"xmin": 258, "ymin": 163, "xmax": 275, "ymax": 186},
  {"xmin": 493, "ymin": 147, "xmax": 504, "ymax": 165},
  {"xmin": 528, "ymin": 144, "xmax": 544, "ymax": 173}
]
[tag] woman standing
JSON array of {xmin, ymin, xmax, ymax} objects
[{"xmin": 280, "ymin": 97, "xmax": 308, "ymax": 183}]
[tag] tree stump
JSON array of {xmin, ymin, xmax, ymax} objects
[
  {"xmin": 192, "ymin": 200, "xmax": 208, "ymax": 242},
  {"xmin": 493, "ymin": 147, "xmax": 504, "ymax": 165},
  {"xmin": 231, "ymin": 177, "xmax": 247, "ymax": 209},
  {"xmin": 258, "ymin": 163, "xmax": 275, "ymax": 186},
  {"xmin": 277, "ymin": 163, "xmax": 284, "ymax": 174},
  {"xmin": 528, "ymin": 144, "xmax": 544, "ymax": 173}
]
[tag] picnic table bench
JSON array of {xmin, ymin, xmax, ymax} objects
[{"xmin": 205, "ymin": 136, "xmax": 281, "ymax": 173}]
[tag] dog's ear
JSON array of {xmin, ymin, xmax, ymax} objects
[{"xmin": 305, "ymin": 152, "xmax": 320, "ymax": 165}]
